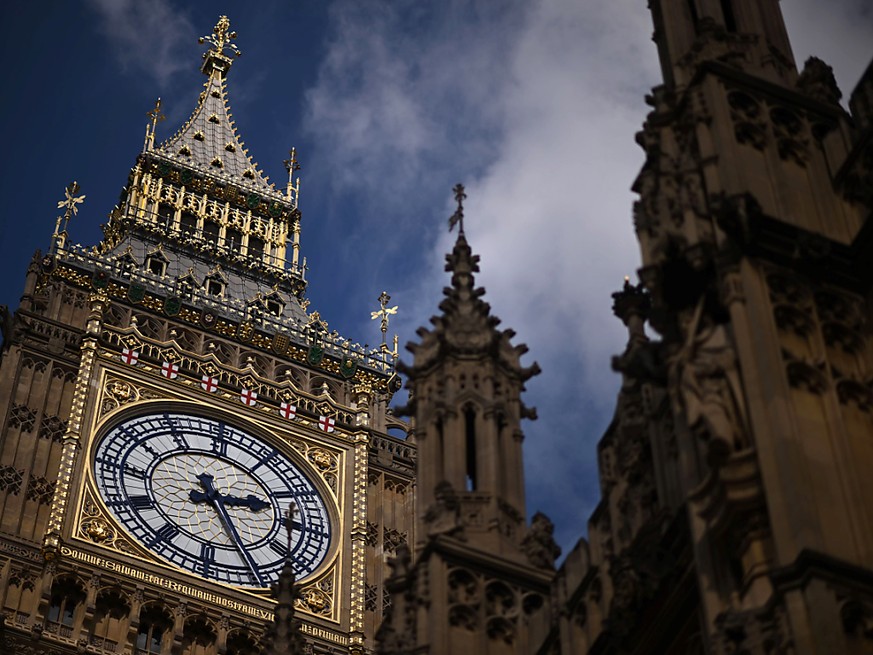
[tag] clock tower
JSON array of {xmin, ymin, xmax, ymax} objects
[{"xmin": 0, "ymin": 16, "xmax": 413, "ymax": 655}]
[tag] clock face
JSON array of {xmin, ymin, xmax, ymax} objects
[{"xmin": 93, "ymin": 412, "xmax": 332, "ymax": 588}]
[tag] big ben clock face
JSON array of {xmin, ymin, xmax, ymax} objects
[{"xmin": 93, "ymin": 412, "xmax": 332, "ymax": 588}]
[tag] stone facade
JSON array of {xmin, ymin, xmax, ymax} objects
[
  {"xmin": 1, "ymin": 3, "xmax": 872, "ymax": 655},
  {"xmin": 0, "ymin": 17, "xmax": 410, "ymax": 655},
  {"xmin": 377, "ymin": 1, "xmax": 873, "ymax": 654}
]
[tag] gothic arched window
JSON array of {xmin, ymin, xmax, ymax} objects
[
  {"xmin": 46, "ymin": 576, "xmax": 85, "ymax": 637},
  {"xmin": 136, "ymin": 605, "xmax": 173, "ymax": 655}
]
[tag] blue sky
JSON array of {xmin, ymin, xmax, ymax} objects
[{"xmin": 1, "ymin": 1, "xmax": 870, "ymax": 558}]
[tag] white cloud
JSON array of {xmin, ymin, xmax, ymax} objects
[
  {"xmin": 304, "ymin": 0, "xmax": 873, "ymax": 554},
  {"xmin": 304, "ymin": 0, "xmax": 659, "ymax": 552},
  {"xmin": 87, "ymin": 0, "xmax": 197, "ymax": 86}
]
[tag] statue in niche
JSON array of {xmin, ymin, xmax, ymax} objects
[
  {"xmin": 671, "ymin": 297, "xmax": 748, "ymax": 466},
  {"xmin": 424, "ymin": 480, "xmax": 464, "ymax": 539},
  {"xmin": 521, "ymin": 512, "xmax": 561, "ymax": 569}
]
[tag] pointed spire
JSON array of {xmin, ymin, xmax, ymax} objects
[
  {"xmin": 401, "ymin": 185, "xmax": 540, "ymax": 383},
  {"xmin": 153, "ymin": 16, "xmax": 276, "ymax": 194}
]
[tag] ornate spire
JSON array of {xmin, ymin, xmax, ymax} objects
[
  {"xmin": 400, "ymin": 184, "xmax": 540, "ymax": 401},
  {"xmin": 199, "ymin": 15, "xmax": 241, "ymax": 77},
  {"xmin": 143, "ymin": 97, "xmax": 165, "ymax": 152},
  {"xmin": 153, "ymin": 15, "xmax": 276, "ymax": 194}
]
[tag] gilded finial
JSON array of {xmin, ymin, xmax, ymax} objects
[
  {"xmin": 52, "ymin": 181, "xmax": 85, "ymax": 254},
  {"xmin": 284, "ymin": 147, "xmax": 302, "ymax": 205},
  {"xmin": 370, "ymin": 291, "xmax": 398, "ymax": 351},
  {"xmin": 283, "ymin": 147, "xmax": 301, "ymax": 175},
  {"xmin": 448, "ymin": 183, "xmax": 467, "ymax": 235},
  {"xmin": 199, "ymin": 16, "xmax": 241, "ymax": 58},
  {"xmin": 143, "ymin": 98, "xmax": 165, "ymax": 152},
  {"xmin": 199, "ymin": 16, "xmax": 240, "ymax": 76}
]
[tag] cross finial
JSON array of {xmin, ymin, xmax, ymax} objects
[
  {"xmin": 448, "ymin": 183, "xmax": 467, "ymax": 235},
  {"xmin": 199, "ymin": 15, "xmax": 241, "ymax": 59},
  {"xmin": 370, "ymin": 291, "xmax": 398, "ymax": 349},
  {"xmin": 52, "ymin": 182, "xmax": 85, "ymax": 255},
  {"xmin": 144, "ymin": 98, "xmax": 165, "ymax": 152},
  {"xmin": 283, "ymin": 147, "xmax": 301, "ymax": 174}
]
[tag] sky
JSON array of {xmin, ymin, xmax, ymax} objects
[{"xmin": 0, "ymin": 1, "xmax": 870, "ymax": 558}]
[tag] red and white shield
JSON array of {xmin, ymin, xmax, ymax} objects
[
  {"xmin": 161, "ymin": 361, "xmax": 179, "ymax": 379},
  {"xmin": 201, "ymin": 375, "xmax": 219, "ymax": 392},
  {"xmin": 279, "ymin": 402, "xmax": 297, "ymax": 420},
  {"xmin": 318, "ymin": 415, "xmax": 335, "ymax": 433},
  {"xmin": 240, "ymin": 388, "xmax": 258, "ymax": 407},
  {"xmin": 120, "ymin": 348, "xmax": 139, "ymax": 366}
]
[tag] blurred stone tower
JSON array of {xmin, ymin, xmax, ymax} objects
[
  {"xmin": 379, "ymin": 1, "xmax": 873, "ymax": 654},
  {"xmin": 377, "ymin": 190, "xmax": 557, "ymax": 655},
  {"xmin": 545, "ymin": 1, "xmax": 873, "ymax": 654}
]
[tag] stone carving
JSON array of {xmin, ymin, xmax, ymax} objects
[
  {"xmin": 485, "ymin": 582, "xmax": 517, "ymax": 644},
  {"xmin": 100, "ymin": 376, "xmax": 165, "ymax": 417},
  {"xmin": 78, "ymin": 493, "xmax": 137, "ymax": 554},
  {"xmin": 782, "ymin": 349, "xmax": 828, "ymax": 394},
  {"xmin": 797, "ymin": 56, "xmax": 842, "ymax": 106},
  {"xmin": 295, "ymin": 569, "xmax": 336, "ymax": 619},
  {"xmin": 840, "ymin": 597, "xmax": 873, "ymax": 640},
  {"xmin": 714, "ymin": 603, "xmax": 793, "ymax": 655},
  {"xmin": 521, "ymin": 512, "xmax": 561, "ymax": 570},
  {"xmin": 728, "ymin": 91, "xmax": 767, "ymax": 150},
  {"xmin": 770, "ymin": 106, "xmax": 809, "ymax": 166},
  {"xmin": 448, "ymin": 568, "xmax": 480, "ymax": 631},
  {"xmin": 671, "ymin": 299, "xmax": 747, "ymax": 466},
  {"xmin": 424, "ymin": 481, "xmax": 464, "ymax": 539}
]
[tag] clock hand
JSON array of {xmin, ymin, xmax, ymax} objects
[
  {"xmin": 219, "ymin": 494, "xmax": 270, "ymax": 512},
  {"xmin": 189, "ymin": 473, "xmax": 266, "ymax": 586},
  {"xmin": 189, "ymin": 474, "xmax": 269, "ymax": 511}
]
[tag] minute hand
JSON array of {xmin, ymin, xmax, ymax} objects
[{"xmin": 191, "ymin": 474, "xmax": 265, "ymax": 586}]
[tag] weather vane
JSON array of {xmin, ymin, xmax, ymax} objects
[
  {"xmin": 52, "ymin": 181, "xmax": 86, "ymax": 254},
  {"xmin": 199, "ymin": 15, "xmax": 241, "ymax": 59},
  {"xmin": 448, "ymin": 183, "xmax": 467, "ymax": 234},
  {"xmin": 370, "ymin": 291, "xmax": 398, "ymax": 351}
]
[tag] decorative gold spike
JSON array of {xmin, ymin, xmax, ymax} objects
[
  {"xmin": 371, "ymin": 291, "xmax": 398, "ymax": 350},
  {"xmin": 143, "ymin": 97, "xmax": 165, "ymax": 152},
  {"xmin": 52, "ymin": 181, "xmax": 86, "ymax": 254},
  {"xmin": 199, "ymin": 15, "xmax": 241, "ymax": 59}
]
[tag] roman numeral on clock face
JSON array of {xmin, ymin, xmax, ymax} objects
[
  {"xmin": 130, "ymin": 495, "xmax": 154, "ymax": 510},
  {"xmin": 152, "ymin": 523, "xmax": 179, "ymax": 545},
  {"xmin": 201, "ymin": 543, "xmax": 215, "ymax": 576}
]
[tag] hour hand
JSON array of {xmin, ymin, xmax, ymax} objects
[
  {"xmin": 189, "ymin": 473, "xmax": 218, "ymax": 503},
  {"xmin": 221, "ymin": 494, "xmax": 270, "ymax": 511}
]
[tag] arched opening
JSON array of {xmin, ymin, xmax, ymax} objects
[
  {"xmin": 181, "ymin": 615, "xmax": 217, "ymax": 655},
  {"xmin": 227, "ymin": 631, "xmax": 262, "ymax": 655},
  {"xmin": 464, "ymin": 406, "xmax": 477, "ymax": 491},
  {"xmin": 135, "ymin": 604, "xmax": 173, "ymax": 655},
  {"xmin": 89, "ymin": 588, "xmax": 130, "ymax": 652},
  {"xmin": 45, "ymin": 576, "xmax": 86, "ymax": 638}
]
